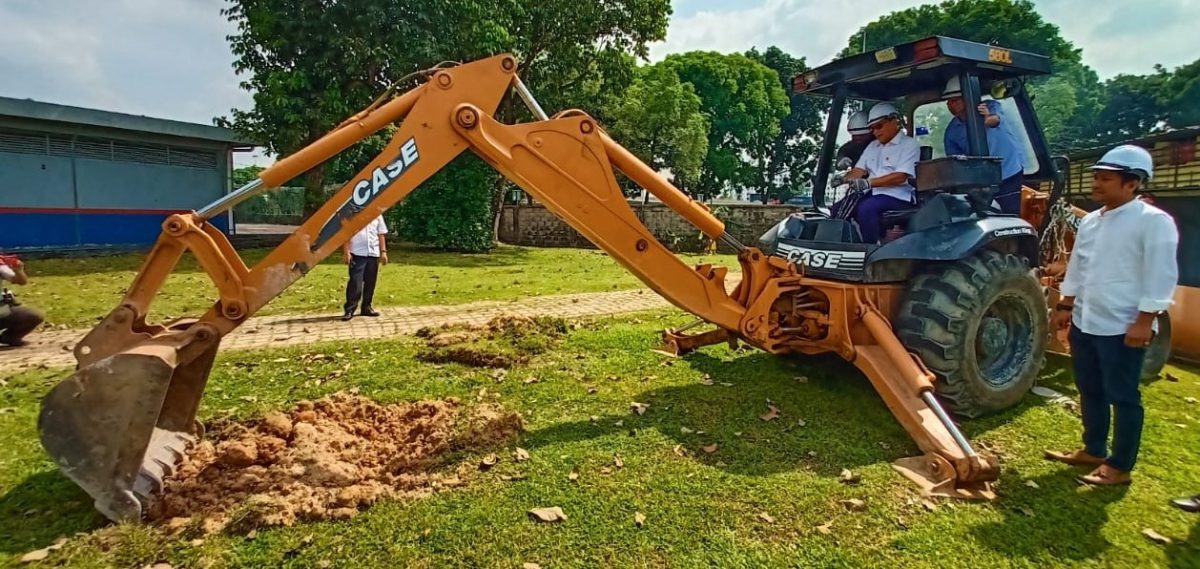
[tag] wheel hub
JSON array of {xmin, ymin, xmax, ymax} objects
[{"xmin": 979, "ymin": 317, "xmax": 1008, "ymax": 358}]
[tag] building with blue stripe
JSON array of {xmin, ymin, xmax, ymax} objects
[{"xmin": 0, "ymin": 96, "xmax": 256, "ymax": 250}]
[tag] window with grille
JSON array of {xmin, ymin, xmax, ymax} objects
[{"xmin": 0, "ymin": 128, "xmax": 220, "ymax": 170}]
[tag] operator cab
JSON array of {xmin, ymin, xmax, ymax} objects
[{"xmin": 760, "ymin": 36, "xmax": 1060, "ymax": 283}]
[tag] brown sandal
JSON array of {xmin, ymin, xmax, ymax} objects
[
  {"xmin": 1076, "ymin": 465, "xmax": 1132, "ymax": 486},
  {"xmin": 1044, "ymin": 449, "xmax": 1106, "ymax": 467}
]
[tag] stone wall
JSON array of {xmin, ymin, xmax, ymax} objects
[{"xmin": 497, "ymin": 203, "xmax": 803, "ymax": 253}]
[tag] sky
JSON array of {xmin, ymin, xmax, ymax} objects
[{"xmin": 2, "ymin": 0, "xmax": 1197, "ymax": 166}]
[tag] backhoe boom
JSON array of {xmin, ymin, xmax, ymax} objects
[{"xmin": 39, "ymin": 54, "xmax": 1000, "ymax": 522}]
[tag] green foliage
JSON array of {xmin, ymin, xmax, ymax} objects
[
  {"xmin": 606, "ymin": 64, "xmax": 709, "ymax": 193},
  {"xmin": 662, "ymin": 51, "xmax": 790, "ymax": 200},
  {"xmin": 231, "ymin": 165, "xmax": 265, "ymax": 187},
  {"xmin": 391, "ymin": 154, "xmax": 500, "ymax": 253},
  {"xmin": 745, "ymin": 46, "xmax": 823, "ymax": 202},
  {"xmin": 220, "ymin": 0, "xmax": 670, "ymax": 242}
]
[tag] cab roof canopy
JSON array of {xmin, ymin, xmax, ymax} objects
[{"xmin": 793, "ymin": 36, "xmax": 1052, "ymax": 101}]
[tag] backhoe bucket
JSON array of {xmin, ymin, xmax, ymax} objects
[{"xmin": 38, "ymin": 336, "xmax": 219, "ymax": 522}]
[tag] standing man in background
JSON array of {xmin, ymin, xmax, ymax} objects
[
  {"xmin": 942, "ymin": 77, "xmax": 1027, "ymax": 214},
  {"xmin": 0, "ymin": 254, "xmax": 44, "ymax": 347},
  {"xmin": 342, "ymin": 216, "xmax": 389, "ymax": 321},
  {"xmin": 1045, "ymin": 145, "xmax": 1178, "ymax": 486}
]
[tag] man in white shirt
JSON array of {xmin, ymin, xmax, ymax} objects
[
  {"xmin": 0, "ymin": 254, "xmax": 44, "ymax": 347},
  {"xmin": 830, "ymin": 102, "xmax": 920, "ymax": 243},
  {"xmin": 341, "ymin": 216, "xmax": 389, "ymax": 321},
  {"xmin": 1045, "ymin": 145, "xmax": 1178, "ymax": 486}
]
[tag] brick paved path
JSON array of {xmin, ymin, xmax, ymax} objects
[{"xmin": 0, "ymin": 279, "xmax": 740, "ymax": 374}]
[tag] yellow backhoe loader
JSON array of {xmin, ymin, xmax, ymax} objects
[{"xmin": 40, "ymin": 38, "xmax": 1078, "ymax": 521}]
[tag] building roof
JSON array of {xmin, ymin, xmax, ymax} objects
[
  {"xmin": 0, "ymin": 96, "xmax": 257, "ymax": 147},
  {"xmin": 1069, "ymin": 126, "xmax": 1200, "ymax": 159}
]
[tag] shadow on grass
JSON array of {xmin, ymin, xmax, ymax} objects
[
  {"xmin": 1168, "ymin": 519, "xmax": 1200, "ymax": 568},
  {"xmin": 0, "ymin": 471, "xmax": 105, "ymax": 554},
  {"xmin": 524, "ymin": 349, "xmax": 1045, "ymax": 481},
  {"xmin": 972, "ymin": 469, "xmax": 1127, "ymax": 563}
]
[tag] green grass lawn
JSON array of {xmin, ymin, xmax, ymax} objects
[
  {"xmin": 17, "ymin": 246, "xmax": 737, "ymax": 328},
  {"xmin": 2, "ymin": 311, "xmax": 1199, "ymax": 567}
]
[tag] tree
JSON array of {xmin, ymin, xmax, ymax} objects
[
  {"xmin": 220, "ymin": 0, "xmax": 670, "ymax": 250},
  {"xmin": 605, "ymin": 64, "xmax": 709, "ymax": 193},
  {"xmin": 1159, "ymin": 59, "xmax": 1200, "ymax": 128},
  {"xmin": 840, "ymin": 0, "xmax": 1104, "ymax": 152},
  {"xmin": 231, "ymin": 165, "xmax": 265, "ymax": 188},
  {"xmin": 745, "ymin": 46, "xmax": 823, "ymax": 202},
  {"xmin": 662, "ymin": 52, "xmax": 790, "ymax": 200},
  {"xmin": 1094, "ymin": 72, "xmax": 1169, "ymax": 144}
]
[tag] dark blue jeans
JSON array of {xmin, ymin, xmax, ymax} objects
[
  {"xmin": 343, "ymin": 254, "xmax": 380, "ymax": 314},
  {"xmin": 995, "ymin": 172, "xmax": 1024, "ymax": 215},
  {"xmin": 1069, "ymin": 324, "xmax": 1147, "ymax": 471},
  {"xmin": 830, "ymin": 193, "xmax": 913, "ymax": 243}
]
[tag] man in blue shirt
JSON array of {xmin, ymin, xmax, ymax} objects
[{"xmin": 942, "ymin": 77, "xmax": 1027, "ymax": 214}]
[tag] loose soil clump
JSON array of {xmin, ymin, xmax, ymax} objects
[
  {"xmin": 416, "ymin": 315, "xmax": 567, "ymax": 368},
  {"xmin": 148, "ymin": 392, "xmax": 522, "ymax": 533}
]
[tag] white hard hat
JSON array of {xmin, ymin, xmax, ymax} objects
[
  {"xmin": 867, "ymin": 102, "xmax": 900, "ymax": 126},
  {"xmin": 1089, "ymin": 144, "xmax": 1154, "ymax": 180},
  {"xmin": 942, "ymin": 76, "xmax": 963, "ymax": 100},
  {"xmin": 847, "ymin": 111, "xmax": 871, "ymax": 135}
]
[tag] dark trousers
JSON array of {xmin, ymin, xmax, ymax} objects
[
  {"xmin": 343, "ymin": 255, "xmax": 379, "ymax": 314},
  {"xmin": 995, "ymin": 172, "xmax": 1024, "ymax": 215},
  {"xmin": 1069, "ymin": 324, "xmax": 1147, "ymax": 471},
  {"xmin": 0, "ymin": 304, "xmax": 45, "ymax": 345},
  {"xmin": 831, "ymin": 193, "xmax": 913, "ymax": 243}
]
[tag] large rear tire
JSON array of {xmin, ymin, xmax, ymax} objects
[{"xmin": 897, "ymin": 249, "xmax": 1048, "ymax": 418}]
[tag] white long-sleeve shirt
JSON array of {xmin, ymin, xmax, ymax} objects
[{"xmin": 1060, "ymin": 198, "xmax": 1179, "ymax": 336}]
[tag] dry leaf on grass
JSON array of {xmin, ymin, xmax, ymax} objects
[
  {"xmin": 841, "ymin": 499, "xmax": 867, "ymax": 512},
  {"xmin": 500, "ymin": 473, "xmax": 528, "ymax": 482},
  {"xmin": 528, "ymin": 507, "xmax": 567, "ymax": 523},
  {"xmin": 760, "ymin": 404, "xmax": 781, "ymax": 422},
  {"xmin": 680, "ymin": 427, "xmax": 694, "ymax": 434},
  {"xmin": 523, "ymin": 377, "xmax": 540, "ymax": 385},
  {"xmin": 838, "ymin": 469, "xmax": 861, "ymax": 485},
  {"xmin": 797, "ymin": 419, "xmax": 808, "ymax": 427},
  {"xmin": 702, "ymin": 443, "xmax": 719, "ymax": 454},
  {"xmin": 673, "ymin": 445, "xmax": 686, "ymax": 457},
  {"xmin": 1024, "ymin": 480, "xmax": 1040, "ymax": 489},
  {"xmin": 141, "ymin": 564, "xmax": 173, "ymax": 569},
  {"xmin": 795, "ymin": 375, "xmax": 809, "ymax": 384},
  {"xmin": 523, "ymin": 564, "xmax": 542, "ymax": 569},
  {"xmin": 807, "ymin": 451, "xmax": 818, "ymax": 458},
  {"xmin": 1166, "ymin": 373, "xmax": 1181, "ymax": 382},
  {"xmin": 757, "ymin": 512, "xmax": 776, "ymax": 524},
  {"xmin": 631, "ymin": 402, "xmax": 650, "ymax": 416},
  {"xmin": 699, "ymin": 378, "xmax": 715, "ymax": 386},
  {"xmin": 1186, "ymin": 397, "xmax": 1198, "ymax": 404},
  {"xmin": 568, "ymin": 469, "xmax": 580, "ymax": 482},
  {"xmin": 635, "ymin": 512, "xmax": 647, "ymax": 528},
  {"xmin": 19, "ymin": 537, "xmax": 68, "ymax": 563},
  {"xmin": 480, "ymin": 454, "xmax": 500, "ymax": 471},
  {"xmin": 600, "ymin": 467, "xmax": 613, "ymax": 475},
  {"xmin": 651, "ymin": 349, "xmax": 679, "ymax": 358},
  {"xmin": 921, "ymin": 499, "xmax": 938, "ymax": 512},
  {"xmin": 1017, "ymin": 507, "xmax": 1035, "ymax": 517},
  {"xmin": 1143, "ymin": 528, "xmax": 1172, "ymax": 544},
  {"xmin": 246, "ymin": 529, "xmax": 258, "ymax": 540},
  {"xmin": 514, "ymin": 448, "xmax": 530, "ymax": 462},
  {"xmin": 816, "ymin": 521, "xmax": 833, "ymax": 535},
  {"xmin": 613, "ymin": 454, "xmax": 625, "ymax": 468}
]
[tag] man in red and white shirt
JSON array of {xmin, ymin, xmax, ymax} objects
[{"xmin": 341, "ymin": 216, "xmax": 389, "ymax": 321}]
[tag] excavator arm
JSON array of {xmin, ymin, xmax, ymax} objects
[{"xmin": 39, "ymin": 54, "xmax": 996, "ymax": 522}]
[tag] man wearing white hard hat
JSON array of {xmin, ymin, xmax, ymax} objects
[
  {"xmin": 942, "ymin": 76, "xmax": 1027, "ymax": 214},
  {"xmin": 830, "ymin": 102, "xmax": 920, "ymax": 243},
  {"xmin": 835, "ymin": 110, "xmax": 874, "ymax": 170},
  {"xmin": 1045, "ymin": 145, "xmax": 1178, "ymax": 487}
]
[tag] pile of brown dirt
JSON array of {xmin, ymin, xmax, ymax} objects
[
  {"xmin": 148, "ymin": 392, "xmax": 523, "ymax": 533},
  {"xmin": 416, "ymin": 315, "xmax": 568, "ymax": 368}
]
